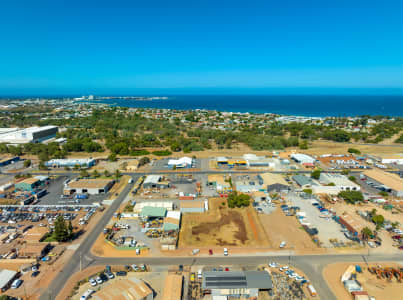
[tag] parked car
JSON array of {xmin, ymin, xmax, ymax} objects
[
  {"xmin": 279, "ymin": 241, "xmax": 286, "ymax": 248},
  {"xmin": 89, "ymin": 278, "xmax": 97, "ymax": 286},
  {"xmin": 11, "ymin": 279, "xmax": 22, "ymax": 289},
  {"xmin": 116, "ymin": 271, "xmax": 127, "ymax": 276},
  {"xmin": 96, "ymin": 276, "xmax": 103, "ymax": 284},
  {"xmin": 31, "ymin": 271, "xmax": 40, "ymax": 277}
]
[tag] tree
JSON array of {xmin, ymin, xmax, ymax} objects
[
  {"xmin": 104, "ymin": 170, "xmax": 111, "ymax": 177},
  {"xmin": 348, "ymin": 176, "xmax": 356, "ymax": 182},
  {"xmin": 311, "ymin": 169, "xmax": 321, "ymax": 180},
  {"xmin": 299, "ymin": 140, "xmax": 308, "ymax": 150},
  {"xmin": 38, "ymin": 161, "xmax": 48, "ymax": 170},
  {"xmin": 378, "ymin": 191, "xmax": 388, "ymax": 197},
  {"xmin": 361, "ymin": 227, "xmax": 373, "ymax": 241},
  {"xmin": 372, "ymin": 214, "xmax": 385, "ymax": 228},
  {"xmin": 341, "ymin": 169, "xmax": 349, "ymax": 175},
  {"xmin": 23, "ymin": 159, "xmax": 31, "ymax": 168},
  {"xmin": 114, "ymin": 169, "xmax": 121, "ymax": 180},
  {"xmin": 108, "ymin": 153, "xmax": 117, "ymax": 162},
  {"xmin": 348, "ymin": 148, "xmax": 361, "ymax": 155},
  {"xmin": 227, "ymin": 192, "xmax": 250, "ymax": 208},
  {"xmin": 92, "ymin": 170, "xmax": 100, "ymax": 178},
  {"xmin": 139, "ymin": 156, "xmax": 150, "ymax": 166},
  {"xmin": 54, "ymin": 216, "xmax": 70, "ymax": 242},
  {"xmin": 80, "ymin": 169, "xmax": 89, "ymax": 178},
  {"xmin": 338, "ymin": 190, "xmax": 364, "ymax": 204},
  {"xmin": 68, "ymin": 220, "xmax": 74, "ymax": 238},
  {"xmin": 303, "ymin": 189, "xmax": 313, "ymax": 194}
]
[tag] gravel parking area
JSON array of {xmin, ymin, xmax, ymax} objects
[{"xmin": 286, "ymin": 191, "xmax": 349, "ymax": 247}]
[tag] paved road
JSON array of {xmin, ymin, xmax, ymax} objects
[
  {"xmin": 38, "ymin": 176, "xmax": 138, "ymax": 300},
  {"xmin": 36, "ymin": 169, "xmax": 403, "ymax": 300}
]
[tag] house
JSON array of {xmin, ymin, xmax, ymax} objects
[
  {"xmin": 125, "ymin": 160, "xmax": 139, "ymax": 171},
  {"xmin": 162, "ymin": 274, "xmax": 183, "ymax": 300},
  {"xmin": 65, "ymin": 179, "xmax": 114, "ymax": 195},
  {"xmin": 91, "ymin": 277, "xmax": 153, "ymax": 300},
  {"xmin": 202, "ymin": 271, "xmax": 273, "ymax": 299}
]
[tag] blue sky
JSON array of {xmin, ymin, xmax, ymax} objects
[{"xmin": 0, "ymin": 0, "xmax": 402, "ymax": 95}]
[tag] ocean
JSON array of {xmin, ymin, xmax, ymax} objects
[{"xmin": 88, "ymin": 95, "xmax": 403, "ymax": 117}]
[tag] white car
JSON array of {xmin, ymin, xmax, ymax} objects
[
  {"xmin": 11, "ymin": 279, "xmax": 22, "ymax": 289},
  {"xmin": 96, "ymin": 276, "xmax": 103, "ymax": 284},
  {"xmin": 268, "ymin": 262, "xmax": 278, "ymax": 268},
  {"xmin": 89, "ymin": 278, "xmax": 97, "ymax": 286},
  {"xmin": 223, "ymin": 248, "xmax": 228, "ymax": 256},
  {"xmin": 279, "ymin": 241, "xmax": 287, "ymax": 248},
  {"xmin": 80, "ymin": 289, "xmax": 95, "ymax": 300}
]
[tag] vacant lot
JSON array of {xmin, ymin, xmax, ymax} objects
[
  {"xmin": 323, "ymin": 262, "xmax": 403, "ymax": 300},
  {"xmin": 259, "ymin": 208, "xmax": 319, "ymax": 252},
  {"xmin": 179, "ymin": 198, "xmax": 269, "ymax": 247}
]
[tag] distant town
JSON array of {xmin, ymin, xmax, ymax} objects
[{"xmin": 0, "ymin": 97, "xmax": 401, "ymax": 300}]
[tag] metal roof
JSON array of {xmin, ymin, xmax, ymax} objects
[
  {"xmin": 202, "ymin": 271, "xmax": 272, "ymax": 290},
  {"xmin": 0, "ymin": 269, "xmax": 17, "ymax": 289},
  {"xmin": 292, "ymin": 175, "xmax": 316, "ymax": 186},
  {"xmin": 144, "ymin": 175, "xmax": 162, "ymax": 184},
  {"xmin": 140, "ymin": 206, "xmax": 167, "ymax": 218}
]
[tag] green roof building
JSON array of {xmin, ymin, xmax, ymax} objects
[{"xmin": 140, "ymin": 206, "xmax": 167, "ymax": 218}]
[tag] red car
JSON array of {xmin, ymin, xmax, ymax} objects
[
  {"xmin": 225, "ymin": 267, "xmax": 229, "ymax": 271},
  {"xmin": 209, "ymin": 249, "xmax": 213, "ymax": 255}
]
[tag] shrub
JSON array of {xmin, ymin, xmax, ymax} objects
[
  {"xmin": 338, "ymin": 190, "xmax": 364, "ymax": 204},
  {"xmin": 152, "ymin": 149, "xmax": 172, "ymax": 156}
]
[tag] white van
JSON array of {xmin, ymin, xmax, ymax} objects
[{"xmin": 80, "ymin": 289, "xmax": 95, "ymax": 300}]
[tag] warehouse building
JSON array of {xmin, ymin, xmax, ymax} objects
[
  {"xmin": 180, "ymin": 200, "xmax": 206, "ymax": 213},
  {"xmin": 363, "ymin": 169, "xmax": 403, "ymax": 197},
  {"xmin": 92, "ymin": 277, "xmax": 153, "ymax": 300},
  {"xmin": 259, "ymin": 173, "xmax": 290, "ymax": 193},
  {"xmin": 167, "ymin": 157, "xmax": 192, "ymax": 169},
  {"xmin": 207, "ymin": 174, "xmax": 232, "ymax": 193},
  {"xmin": 202, "ymin": 271, "xmax": 273, "ymax": 299},
  {"xmin": 65, "ymin": 179, "xmax": 114, "ymax": 195},
  {"xmin": 319, "ymin": 173, "xmax": 361, "ymax": 191},
  {"xmin": 338, "ymin": 213, "xmax": 364, "ymax": 240},
  {"xmin": 143, "ymin": 175, "xmax": 170, "ymax": 189},
  {"xmin": 162, "ymin": 274, "xmax": 183, "ymax": 300},
  {"xmin": 19, "ymin": 242, "xmax": 50, "ymax": 258},
  {"xmin": 0, "ymin": 126, "xmax": 58, "ymax": 144},
  {"xmin": 0, "ymin": 269, "xmax": 18, "ymax": 292},
  {"xmin": 0, "ymin": 156, "xmax": 20, "ymax": 167},
  {"xmin": 134, "ymin": 201, "xmax": 173, "ymax": 212},
  {"xmin": 163, "ymin": 210, "xmax": 181, "ymax": 231},
  {"xmin": 291, "ymin": 153, "xmax": 316, "ymax": 164},
  {"xmin": 45, "ymin": 158, "xmax": 96, "ymax": 168},
  {"xmin": 292, "ymin": 175, "xmax": 317, "ymax": 188},
  {"xmin": 140, "ymin": 206, "xmax": 167, "ymax": 220},
  {"xmin": 15, "ymin": 177, "xmax": 42, "ymax": 192}
]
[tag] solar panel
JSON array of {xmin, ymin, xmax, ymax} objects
[
  {"xmin": 205, "ymin": 281, "xmax": 247, "ymax": 287},
  {"xmin": 205, "ymin": 276, "xmax": 246, "ymax": 281}
]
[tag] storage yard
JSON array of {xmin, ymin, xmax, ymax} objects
[{"xmin": 324, "ymin": 262, "xmax": 403, "ymax": 300}]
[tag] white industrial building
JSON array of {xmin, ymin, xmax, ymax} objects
[
  {"xmin": 45, "ymin": 158, "xmax": 96, "ymax": 168},
  {"xmin": 167, "ymin": 157, "xmax": 192, "ymax": 168},
  {"xmin": 0, "ymin": 126, "xmax": 58, "ymax": 144},
  {"xmin": 291, "ymin": 153, "xmax": 316, "ymax": 164},
  {"xmin": 319, "ymin": 173, "xmax": 361, "ymax": 191}
]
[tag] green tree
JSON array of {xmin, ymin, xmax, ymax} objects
[
  {"xmin": 23, "ymin": 159, "xmax": 31, "ymax": 168},
  {"xmin": 54, "ymin": 216, "xmax": 70, "ymax": 242},
  {"xmin": 341, "ymin": 169, "xmax": 349, "ymax": 175},
  {"xmin": 338, "ymin": 190, "xmax": 364, "ymax": 204},
  {"xmin": 348, "ymin": 148, "xmax": 361, "ymax": 155},
  {"xmin": 348, "ymin": 176, "xmax": 356, "ymax": 182},
  {"xmin": 104, "ymin": 170, "xmax": 111, "ymax": 177},
  {"xmin": 361, "ymin": 227, "xmax": 373, "ymax": 241},
  {"xmin": 92, "ymin": 170, "xmax": 100, "ymax": 178},
  {"xmin": 299, "ymin": 140, "xmax": 308, "ymax": 149},
  {"xmin": 311, "ymin": 169, "xmax": 321, "ymax": 180},
  {"xmin": 80, "ymin": 169, "xmax": 89, "ymax": 178},
  {"xmin": 372, "ymin": 214, "xmax": 385, "ymax": 229},
  {"xmin": 108, "ymin": 153, "xmax": 117, "ymax": 162},
  {"xmin": 378, "ymin": 191, "xmax": 388, "ymax": 197},
  {"xmin": 303, "ymin": 189, "xmax": 313, "ymax": 194},
  {"xmin": 139, "ymin": 156, "xmax": 150, "ymax": 166},
  {"xmin": 114, "ymin": 169, "xmax": 121, "ymax": 180},
  {"xmin": 38, "ymin": 161, "xmax": 48, "ymax": 170}
]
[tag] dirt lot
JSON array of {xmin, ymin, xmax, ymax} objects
[
  {"xmin": 323, "ymin": 262, "xmax": 403, "ymax": 300},
  {"xmin": 178, "ymin": 198, "xmax": 269, "ymax": 248},
  {"xmin": 258, "ymin": 207, "xmax": 320, "ymax": 253}
]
